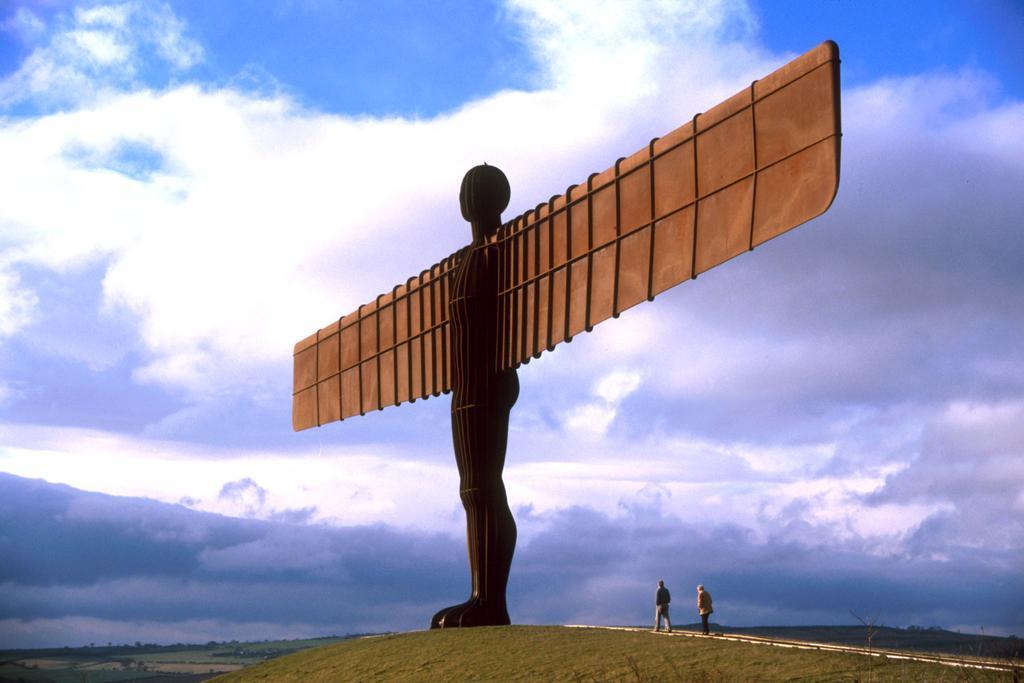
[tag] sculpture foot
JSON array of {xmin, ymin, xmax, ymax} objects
[
  {"xmin": 429, "ymin": 601, "xmax": 466, "ymax": 629},
  {"xmin": 429, "ymin": 597, "xmax": 510, "ymax": 629}
]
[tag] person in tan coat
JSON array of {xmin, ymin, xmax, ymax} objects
[{"xmin": 697, "ymin": 585, "xmax": 713, "ymax": 635}]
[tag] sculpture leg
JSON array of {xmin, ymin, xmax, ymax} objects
[{"xmin": 431, "ymin": 373, "xmax": 518, "ymax": 628}]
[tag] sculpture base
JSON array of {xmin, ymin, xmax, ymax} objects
[{"xmin": 430, "ymin": 597, "xmax": 511, "ymax": 629}]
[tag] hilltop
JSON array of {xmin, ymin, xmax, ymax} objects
[
  {"xmin": 212, "ymin": 625, "xmax": 1017, "ymax": 682},
  {"xmin": 2, "ymin": 625, "xmax": 1016, "ymax": 681}
]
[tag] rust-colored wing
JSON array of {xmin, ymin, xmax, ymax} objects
[
  {"xmin": 498, "ymin": 41, "xmax": 841, "ymax": 369},
  {"xmin": 292, "ymin": 248, "xmax": 465, "ymax": 431}
]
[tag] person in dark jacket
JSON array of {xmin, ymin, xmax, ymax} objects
[
  {"xmin": 697, "ymin": 584, "xmax": 713, "ymax": 635},
  {"xmin": 654, "ymin": 580, "xmax": 672, "ymax": 632}
]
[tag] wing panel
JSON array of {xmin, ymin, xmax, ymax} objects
[
  {"xmin": 538, "ymin": 213, "xmax": 551, "ymax": 275},
  {"xmin": 409, "ymin": 335, "xmax": 423, "ymax": 401},
  {"xmin": 359, "ymin": 310, "xmax": 377, "ymax": 364},
  {"xmin": 548, "ymin": 267, "xmax": 568, "ymax": 349},
  {"xmin": 695, "ymin": 177, "xmax": 755, "ymax": 274},
  {"xmin": 341, "ymin": 367, "xmax": 360, "ymax": 419},
  {"xmin": 551, "ymin": 204, "xmax": 569, "ymax": 266},
  {"xmin": 379, "ymin": 348, "xmax": 396, "ymax": 407},
  {"xmin": 753, "ymin": 137, "xmax": 839, "ymax": 246},
  {"xmin": 293, "ymin": 385, "xmax": 317, "ymax": 431},
  {"xmin": 523, "ymin": 280, "xmax": 537, "ymax": 360},
  {"xmin": 697, "ymin": 108, "xmax": 754, "ymax": 197},
  {"xmin": 536, "ymin": 275, "xmax": 551, "ymax": 355},
  {"xmin": 589, "ymin": 243, "xmax": 616, "ymax": 329},
  {"xmin": 755, "ymin": 53, "xmax": 838, "ymax": 167},
  {"xmin": 423, "ymin": 327, "xmax": 435, "ymax": 398},
  {"xmin": 653, "ymin": 139, "xmax": 695, "ymax": 219},
  {"xmin": 395, "ymin": 341, "xmax": 410, "ymax": 404},
  {"xmin": 568, "ymin": 258, "xmax": 588, "ymax": 338},
  {"xmin": 591, "ymin": 183, "xmax": 617, "ymax": 249},
  {"xmin": 294, "ymin": 343, "xmax": 317, "ymax": 395},
  {"xmin": 292, "ymin": 249, "xmax": 463, "ymax": 431},
  {"xmin": 498, "ymin": 41, "xmax": 841, "ymax": 370},
  {"xmin": 318, "ymin": 375, "xmax": 341, "ymax": 424},
  {"xmin": 361, "ymin": 359, "xmax": 379, "ymax": 414},
  {"xmin": 619, "ymin": 164, "xmax": 651, "ymax": 235},
  {"xmin": 617, "ymin": 225, "xmax": 651, "ymax": 313},
  {"xmin": 340, "ymin": 319, "xmax": 358, "ymax": 371},
  {"xmin": 651, "ymin": 206, "xmax": 695, "ymax": 296},
  {"xmin": 316, "ymin": 330, "xmax": 338, "ymax": 381},
  {"xmin": 569, "ymin": 188, "xmax": 590, "ymax": 259}
]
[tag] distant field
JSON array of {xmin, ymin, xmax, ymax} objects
[
  {"xmin": 0, "ymin": 636, "xmax": 353, "ymax": 683},
  {"xmin": 212, "ymin": 625, "xmax": 1019, "ymax": 682},
  {"xmin": 0, "ymin": 665, "xmax": 163, "ymax": 683}
]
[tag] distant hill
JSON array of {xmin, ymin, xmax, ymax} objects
[
  {"xmin": 211, "ymin": 625, "xmax": 1019, "ymax": 682},
  {"xmin": 0, "ymin": 636, "xmax": 359, "ymax": 683}
]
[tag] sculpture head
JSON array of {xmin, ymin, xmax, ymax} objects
[{"xmin": 460, "ymin": 164, "xmax": 510, "ymax": 237}]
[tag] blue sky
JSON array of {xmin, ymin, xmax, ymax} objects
[{"xmin": 1, "ymin": 0, "xmax": 1022, "ymax": 648}]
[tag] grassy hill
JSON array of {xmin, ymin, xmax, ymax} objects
[{"xmin": 211, "ymin": 626, "xmax": 1016, "ymax": 682}]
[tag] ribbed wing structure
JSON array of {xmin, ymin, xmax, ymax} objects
[
  {"xmin": 293, "ymin": 41, "xmax": 841, "ymax": 431},
  {"xmin": 292, "ymin": 249, "xmax": 465, "ymax": 431},
  {"xmin": 497, "ymin": 41, "xmax": 841, "ymax": 370}
]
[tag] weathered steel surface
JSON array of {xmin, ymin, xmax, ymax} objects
[
  {"xmin": 292, "ymin": 255, "xmax": 460, "ymax": 430},
  {"xmin": 293, "ymin": 41, "xmax": 841, "ymax": 432},
  {"xmin": 498, "ymin": 40, "xmax": 841, "ymax": 369},
  {"xmin": 430, "ymin": 164, "xmax": 518, "ymax": 629}
]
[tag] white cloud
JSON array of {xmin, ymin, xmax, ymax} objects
[
  {"xmin": 562, "ymin": 368, "xmax": 643, "ymax": 436},
  {"xmin": 0, "ymin": 267, "xmax": 37, "ymax": 336},
  {"xmin": 509, "ymin": 0, "xmax": 758, "ymax": 95},
  {"xmin": 872, "ymin": 399, "xmax": 1024, "ymax": 517},
  {"xmin": 0, "ymin": 1, "xmax": 202, "ymax": 108},
  {"xmin": 69, "ymin": 28, "xmax": 131, "ymax": 66},
  {"xmin": 76, "ymin": 5, "xmax": 131, "ymax": 29},
  {"xmin": 562, "ymin": 402, "xmax": 617, "ymax": 436},
  {"xmin": 595, "ymin": 369, "xmax": 644, "ymax": 404},
  {"xmin": 0, "ymin": 421, "xmax": 462, "ymax": 533},
  {"xmin": 0, "ymin": 0, "xmax": 1021, "ymax": 592},
  {"xmin": 1, "ymin": 7, "xmax": 46, "ymax": 39},
  {"xmin": 0, "ymin": 415, "xmax": 938, "ymax": 553},
  {"xmin": 0, "ymin": 0, "xmax": 774, "ymax": 401}
]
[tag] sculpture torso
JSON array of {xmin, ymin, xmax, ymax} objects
[{"xmin": 449, "ymin": 238, "xmax": 510, "ymax": 410}]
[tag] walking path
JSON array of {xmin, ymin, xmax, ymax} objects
[{"xmin": 563, "ymin": 625, "xmax": 1020, "ymax": 674}]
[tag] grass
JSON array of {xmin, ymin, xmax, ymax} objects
[
  {"xmin": 128, "ymin": 637, "xmax": 351, "ymax": 665},
  {"xmin": 212, "ymin": 626, "xmax": 1016, "ymax": 682}
]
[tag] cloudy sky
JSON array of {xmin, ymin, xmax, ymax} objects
[{"xmin": 1, "ymin": 0, "xmax": 1022, "ymax": 649}]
